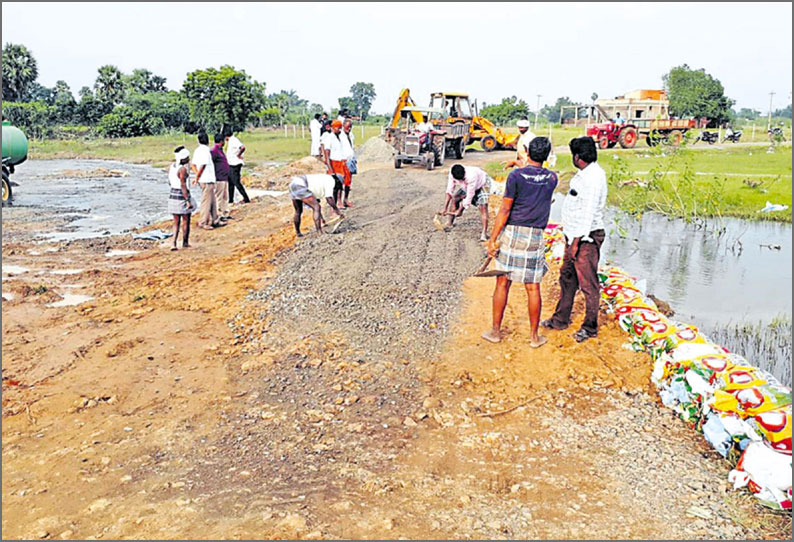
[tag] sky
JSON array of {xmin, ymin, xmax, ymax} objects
[{"xmin": 2, "ymin": 2, "xmax": 792, "ymax": 114}]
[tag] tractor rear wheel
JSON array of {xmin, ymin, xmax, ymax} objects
[
  {"xmin": 2, "ymin": 172, "xmax": 11, "ymax": 205},
  {"xmin": 618, "ymin": 127, "xmax": 638, "ymax": 149},
  {"xmin": 433, "ymin": 138, "xmax": 446, "ymax": 166},
  {"xmin": 598, "ymin": 135, "xmax": 610, "ymax": 149},
  {"xmin": 667, "ymin": 130, "xmax": 683, "ymax": 146},
  {"xmin": 481, "ymin": 135, "xmax": 497, "ymax": 152},
  {"xmin": 394, "ymin": 157, "xmax": 402, "ymax": 169}
]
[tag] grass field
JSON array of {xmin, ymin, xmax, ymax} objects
[
  {"xmin": 28, "ymin": 125, "xmax": 385, "ymax": 168},
  {"xmin": 485, "ymin": 144, "xmax": 793, "ymax": 222}
]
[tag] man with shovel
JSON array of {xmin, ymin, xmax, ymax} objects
[
  {"xmin": 288, "ymin": 173, "xmax": 345, "ymax": 237},
  {"xmin": 481, "ymin": 137, "xmax": 557, "ymax": 347},
  {"xmin": 435, "ymin": 164, "xmax": 492, "ymax": 241}
]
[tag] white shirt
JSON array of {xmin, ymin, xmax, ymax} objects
[
  {"xmin": 305, "ymin": 174, "xmax": 337, "ymax": 200},
  {"xmin": 321, "ymin": 131, "xmax": 346, "ymax": 161},
  {"xmin": 309, "ymin": 119, "xmax": 322, "ymax": 139},
  {"xmin": 516, "ymin": 130, "xmax": 536, "ymax": 162},
  {"xmin": 340, "ymin": 130, "xmax": 355, "ymax": 159},
  {"xmin": 192, "ymin": 144, "xmax": 216, "ymax": 184},
  {"xmin": 226, "ymin": 135, "xmax": 245, "ymax": 166},
  {"xmin": 417, "ymin": 121, "xmax": 433, "ymax": 133},
  {"xmin": 560, "ymin": 162, "xmax": 607, "ymax": 244}
]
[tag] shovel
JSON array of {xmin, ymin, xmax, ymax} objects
[{"xmin": 473, "ymin": 244, "xmax": 509, "ymax": 277}]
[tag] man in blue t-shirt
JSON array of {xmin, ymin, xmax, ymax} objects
[{"xmin": 482, "ymin": 136, "xmax": 558, "ymax": 348}]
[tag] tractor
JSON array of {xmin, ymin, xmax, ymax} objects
[
  {"xmin": 586, "ymin": 122, "xmax": 639, "ymax": 149},
  {"xmin": 428, "ymin": 92, "xmax": 472, "ymax": 159},
  {"xmin": 2, "ymin": 120, "xmax": 29, "ymax": 205},
  {"xmin": 392, "ymin": 106, "xmax": 447, "ymax": 170}
]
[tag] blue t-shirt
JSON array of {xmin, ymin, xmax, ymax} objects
[{"xmin": 504, "ymin": 165, "xmax": 558, "ymax": 229}]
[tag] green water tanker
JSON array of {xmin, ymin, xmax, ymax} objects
[{"xmin": 2, "ymin": 120, "xmax": 29, "ymax": 203}]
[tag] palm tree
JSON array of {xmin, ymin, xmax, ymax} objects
[
  {"xmin": 1, "ymin": 43, "xmax": 39, "ymax": 102},
  {"xmin": 94, "ymin": 65, "xmax": 124, "ymax": 106}
]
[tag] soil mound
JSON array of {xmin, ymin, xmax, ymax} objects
[{"xmin": 357, "ymin": 136, "xmax": 395, "ymax": 163}]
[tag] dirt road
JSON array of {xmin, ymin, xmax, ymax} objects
[{"xmin": 2, "ymin": 157, "xmax": 788, "ymax": 539}]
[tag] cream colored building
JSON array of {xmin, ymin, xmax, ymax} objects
[{"xmin": 595, "ymin": 89, "xmax": 670, "ymax": 121}]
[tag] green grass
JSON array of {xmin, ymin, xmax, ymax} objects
[
  {"xmin": 28, "ymin": 125, "xmax": 384, "ymax": 168},
  {"xmin": 486, "ymin": 144, "xmax": 793, "ymax": 222}
]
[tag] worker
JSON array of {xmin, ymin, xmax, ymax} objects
[
  {"xmin": 416, "ymin": 115, "xmax": 434, "ymax": 152},
  {"xmin": 436, "ymin": 164, "xmax": 491, "ymax": 241},
  {"xmin": 504, "ymin": 118, "xmax": 536, "ymax": 169},
  {"xmin": 614, "ymin": 112, "xmax": 626, "ymax": 125},
  {"xmin": 310, "ymin": 113, "xmax": 323, "ymax": 159},
  {"xmin": 541, "ymin": 137, "xmax": 607, "ymax": 343},
  {"xmin": 321, "ymin": 120, "xmax": 353, "ymax": 208},
  {"xmin": 482, "ymin": 137, "xmax": 557, "ymax": 347},
  {"xmin": 288, "ymin": 174, "xmax": 345, "ymax": 237},
  {"xmin": 341, "ymin": 119, "xmax": 357, "ymax": 203}
]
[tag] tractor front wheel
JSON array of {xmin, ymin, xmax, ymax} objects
[
  {"xmin": 425, "ymin": 152, "xmax": 435, "ymax": 171},
  {"xmin": 481, "ymin": 135, "xmax": 497, "ymax": 152},
  {"xmin": 618, "ymin": 127, "xmax": 638, "ymax": 149},
  {"xmin": 598, "ymin": 135, "xmax": 610, "ymax": 149},
  {"xmin": 453, "ymin": 138, "xmax": 466, "ymax": 159},
  {"xmin": 2, "ymin": 172, "xmax": 11, "ymax": 205},
  {"xmin": 394, "ymin": 157, "xmax": 402, "ymax": 169},
  {"xmin": 433, "ymin": 137, "xmax": 446, "ymax": 166}
]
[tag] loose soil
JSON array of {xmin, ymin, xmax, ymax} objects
[{"xmin": 2, "ymin": 153, "xmax": 789, "ymax": 539}]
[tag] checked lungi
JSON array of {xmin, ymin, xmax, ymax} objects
[{"xmin": 494, "ymin": 224, "xmax": 548, "ymax": 284}]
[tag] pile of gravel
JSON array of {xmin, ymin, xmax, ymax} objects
[{"xmin": 357, "ymin": 136, "xmax": 395, "ymax": 163}]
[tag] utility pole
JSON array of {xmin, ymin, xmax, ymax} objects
[
  {"xmin": 535, "ymin": 94, "xmax": 542, "ymax": 130},
  {"xmin": 767, "ymin": 91, "xmax": 775, "ymax": 130}
]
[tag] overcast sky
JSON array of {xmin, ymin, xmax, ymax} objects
[{"xmin": 3, "ymin": 2, "xmax": 792, "ymax": 114}]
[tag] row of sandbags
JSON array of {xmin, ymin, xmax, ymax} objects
[{"xmin": 596, "ymin": 265, "xmax": 792, "ymax": 511}]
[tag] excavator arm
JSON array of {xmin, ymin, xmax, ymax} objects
[{"xmin": 389, "ymin": 89, "xmax": 425, "ymax": 129}]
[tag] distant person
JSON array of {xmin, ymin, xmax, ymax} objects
[
  {"xmin": 225, "ymin": 128, "xmax": 249, "ymax": 204},
  {"xmin": 321, "ymin": 119, "xmax": 353, "ymax": 208},
  {"xmin": 337, "ymin": 108, "xmax": 350, "ymax": 122},
  {"xmin": 614, "ymin": 112, "xmax": 626, "ymax": 125},
  {"xmin": 211, "ymin": 133, "xmax": 231, "ymax": 221},
  {"xmin": 482, "ymin": 137, "xmax": 557, "ymax": 347},
  {"xmin": 191, "ymin": 132, "xmax": 221, "ymax": 230},
  {"xmin": 168, "ymin": 146, "xmax": 196, "ymax": 250},
  {"xmin": 320, "ymin": 112, "xmax": 332, "ymax": 134},
  {"xmin": 341, "ymin": 118, "xmax": 357, "ymax": 205},
  {"xmin": 310, "ymin": 113, "xmax": 323, "ymax": 159},
  {"xmin": 505, "ymin": 118, "xmax": 536, "ymax": 169},
  {"xmin": 437, "ymin": 164, "xmax": 492, "ymax": 241},
  {"xmin": 288, "ymin": 174, "xmax": 345, "ymax": 236},
  {"xmin": 542, "ymin": 137, "xmax": 607, "ymax": 343}
]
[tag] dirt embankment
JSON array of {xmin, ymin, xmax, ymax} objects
[{"xmin": 2, "ymin": 155, "xmax": 789, "ymax": 539}]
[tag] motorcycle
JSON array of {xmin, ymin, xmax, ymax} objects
[
  {"xmin": 694, "ymin": 131, "xmax": 719, "ymax": 145},
  {"xmin": 722, "ymin": 129, "xmax": 742, "ymax": 143},
  {"xmin": 768, "ymin": 126, "xmax": 785, "ymax": 141}
]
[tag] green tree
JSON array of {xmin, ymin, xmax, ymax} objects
[
  {"xmin": 662, "ymin": 64, "xmax": 735, "ymax": 124},
  {"xmin": 541, "ymin": 96, "xmax": 577, "ymax": 123},
  {"xmin": 94, "ymin": 64, "xmax": 125, "ymax": 107},
  {"xmin": 182, "ymin": 65, "xmax": 266, "ymax": 133},
  {"xmin": 76, "ymin": 86, "xmax": 111, "ymax": 125},
  {"xmin": 124, "ymin": 91, "xmax": 190, "ymax": 130},
  {"xmin": 123, "ymin": 68, "xmax": 168, "ymax": 95},
  {"xmin": 773, "ymin": 104, "xmax": 792, "ymax": 119},
  {"xmin": 26, "ymin": 82, "xmax": 55, "ymax": 105},
  {"xmin": 337, "ymin": 96, "xmax": 355, "ymax": 114},
  {"xmin": 53, "ymin": 80, "xmax": 77, "ymax": 124},
  {"xmin": 309, "ymin": 103, "xmax": 324, "ymax": 115},
  {"xmin": 1, "ymin": 43, "xmax": 39, "ymax": 102},
  {"xmin": 98, "ymin": 106, "xmax": 165, "ymax": 138},
  {"xmin": 267, "ymin": 91, "xmax": 292, "ymax": 125},
  {"xmin": 348, "ymin": 82, "xmax": 376, "ymax": 119},
  {"xmin": 736, "ymin": 108, "xmax": 761, "ymax": 120},
  {"xmin": 480, "ymin": 96, "xmax": 530, "ymax": 125},
  {"xmin": 2, "ymin": 101, "xmax": 55, "ymax": 138}
]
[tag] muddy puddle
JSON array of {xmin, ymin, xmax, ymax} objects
[{"xmin": 1, "ymin": 159, "xmax": 196, "ymax": 242}]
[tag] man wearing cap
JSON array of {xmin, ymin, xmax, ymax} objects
[
  {"xmin": 321, "ymin": 119, "xmax": 354, "ymax": 208},
  {"xmin": 505, "ymin": 118, "xmax": 536, "ymax": 169}
]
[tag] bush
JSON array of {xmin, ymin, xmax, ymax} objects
[
  {"xmin": 1, "ymin": 101, "xmax": 56, "ymax": 138},
  {"xmin": 97, "ymin": 106, "xmax": 165, "ymax": 137},
  {"xmin": 124, "ymin": 91, "xmax": 190, "ymax": 130},
  {"xmin": 254, "ymin": 107, "xmax": 281, "ymax": 127}
]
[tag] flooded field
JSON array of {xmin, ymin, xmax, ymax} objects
[{"xmin": 602, "ymin": 211, "xmax": 792, "ymax": 383}]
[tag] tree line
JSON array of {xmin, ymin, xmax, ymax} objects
[{"xmin": 1, "ymin": 43, "xmax": 379, "ymax": 138}]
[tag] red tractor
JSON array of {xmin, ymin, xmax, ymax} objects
[{"xmin": 586, "ymin": 122, "xmax": 639, "ymax": 149}]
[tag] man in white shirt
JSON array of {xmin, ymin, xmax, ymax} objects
[
  {"xmin": 288, "ymin": 174, "xmax": 345, "ymax": 236},
  {"xmin": 225, "ymin": 129, "xmax": 250, "ymax": 204},
  {"xmin": 321, "ymin": 120, "xmax": 352, "ymax": 207},
  {"xmin": 310, "ymin": 113, "xmax": 323, "ymax": 159},
  {"xmin": 542, "ymin": 137, "xmax": 607, "ymax": 342},
  {"xmin": 505, "ymin": 118, "xmax": 536, "ymax": 169},
  {"xmin": 191, "ymin": 132, "xmax": 221, "ymax": 229},
  {"xmin": 437, "ymin": 164, "xmax": 491, "ymax": 240},
  {"xmin": 341, "ymin": 119, "xmax": 357, "ymax": 204}
]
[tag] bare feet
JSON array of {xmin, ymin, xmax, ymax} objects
[
  {"xmin": 170, "ymin": 245, "xmax": 178, "ymax": 251},
  {"xmin": 480, "ymin": 234, "xmax": 489, "ymax": 242},
  {"xmin": 182, "ymin": 243, "xmax": 191, "ymax": 248},
  {"xmin": 530, "ymin": 335, "xmax": 548, "ymax": 348},
  {"xmin": 481, "ymin": 329, "xmax": 501, "ymax": 343},
  {"xmin": 200, "ymin": 225, "xmax": 214, "ymax": 231}
]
